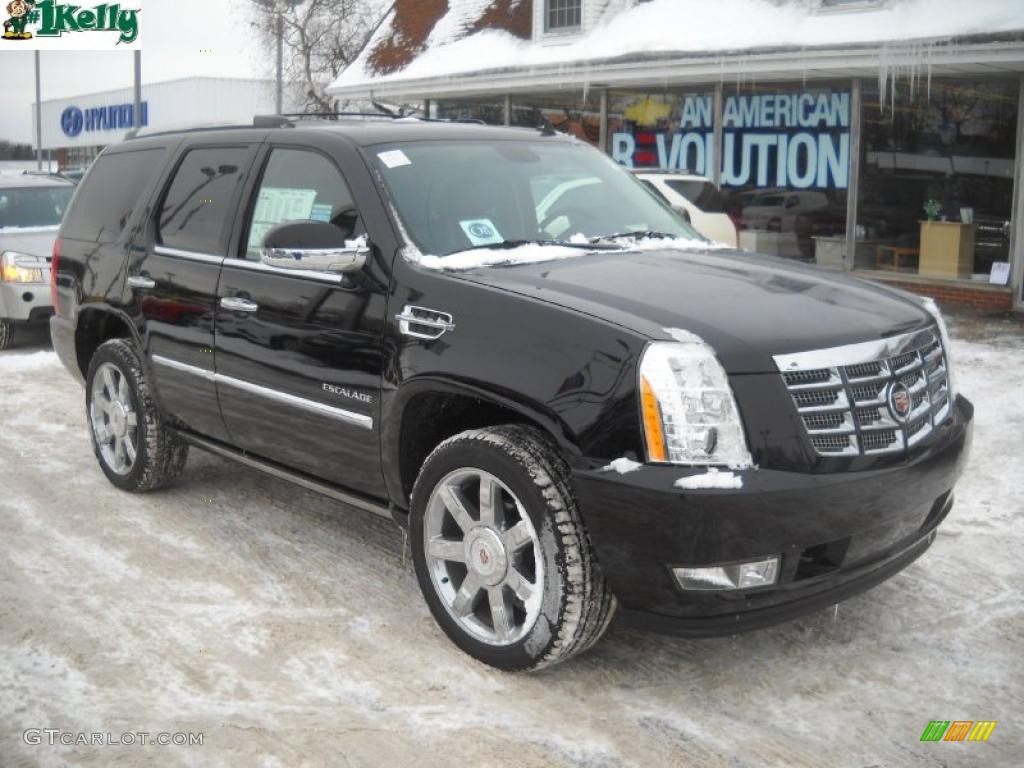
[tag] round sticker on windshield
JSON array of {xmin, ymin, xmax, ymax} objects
[{"xmin": 460, "ymin": 218, "xmax": 504, "ymax": 246}]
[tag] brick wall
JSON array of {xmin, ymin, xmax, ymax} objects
[{"xmin": 867, "ymin": 276, "xmax": 1015, "ymax": 311}]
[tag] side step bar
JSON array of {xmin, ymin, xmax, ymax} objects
[{"xmin": 176, "ymin": 430, "xmax": 392, "ymax": 520}]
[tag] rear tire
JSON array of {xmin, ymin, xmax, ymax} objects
[
  {"xmin": 85, "ymin": 338, "xmax": 188, "ymax": 492},
  {"xmin": 410, "ymin": 425, "xmax": 616, "ymax": 671},
  {"xmin": 0, "ymin": 319, "xmax": 12, "ymax": 350}
]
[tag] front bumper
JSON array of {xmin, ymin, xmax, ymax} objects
[
  {"xmin": 0, "ymin": 280, "xmax": 52, "ymax": 322},
  {"xmin": 574, "ymin": 394, "xmax": 973, "ymax": 637}
]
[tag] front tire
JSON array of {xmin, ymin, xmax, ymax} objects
[
  {"xmin": 85, "ymin": 338, "xmax": 188, "ymax": 491},
  {"xmin": 410, "ymin": 425, "xmax": 616, "ymax": 671},
  {"xmin": 0, "ymin": 318, "xmax": 12, "ymax": 350}
]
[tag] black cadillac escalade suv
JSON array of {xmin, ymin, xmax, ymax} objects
[{"xmin": 50, "ymin": 116, "xmax": 973, "ymax": 671}]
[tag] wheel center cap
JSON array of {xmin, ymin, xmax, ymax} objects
[
  {"xmin": 110, "ymin": 402, "xmax": 128, "ymax": 437},
  {"xmin": 465, "ymin": 528, "xmax": 508, "ymax": 586}
]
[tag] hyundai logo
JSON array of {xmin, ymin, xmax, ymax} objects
[{"xmin": 60, "ymin": 106, "xmax": 84, "ymax": 138}]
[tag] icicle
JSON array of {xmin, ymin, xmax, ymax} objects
[{"xmin": 878, "ymin": 53, "xmax": 889, "ymax": 115}]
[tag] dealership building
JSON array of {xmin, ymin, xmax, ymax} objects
[
  {"xmin": 33, "ymin": 77, "xmax": 278, "ymax": 169},
  {"xmin": 329, "ymin": 0, "xmax": 1024, "ymax": 311}
]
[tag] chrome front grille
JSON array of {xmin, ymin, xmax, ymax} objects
[{"xmin": 774, "ymin": 327, "xmax": 952, "ymax": 457}]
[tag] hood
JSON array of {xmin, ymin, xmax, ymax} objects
[
  {"xmin": 449, "ymin": 247, "xmax": 933, "ymax": 373},
  {"xmin": 0, "ymin": 228, "xmax": 59, "ymax": 261}
]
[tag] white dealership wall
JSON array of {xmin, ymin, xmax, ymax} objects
[{"xmin": 33, "ymin": 77, "xmax": 278, "ymax": 152}]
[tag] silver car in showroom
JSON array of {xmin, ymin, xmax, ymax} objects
[{"xmin": 0, "ymin": 173, "xmax": 75, "ymax": 349}]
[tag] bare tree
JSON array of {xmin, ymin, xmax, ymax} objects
[{"xmin": 246, "ymin": 0, "xmax": 387, "ymax": 113}]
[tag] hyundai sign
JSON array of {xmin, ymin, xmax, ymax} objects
[{"xmin": 60, "ymin": 101, "xmax": 148, "ymax": 138}]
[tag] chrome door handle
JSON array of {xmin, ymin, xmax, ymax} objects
[
  {"xmin": 220, "ymin": 296, "xmax": 259, "ymax": 313},
  {"xmin": 396, "ymin": 305, "xmax": 455, "ymax": 340},
  {"xmin": 127, "ymin": 275, "xmax": 156, "ymax": 290}
]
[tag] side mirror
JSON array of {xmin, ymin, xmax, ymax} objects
[
  {"xmin": 673, "ymin": 205, "xmax": 692, "ymax": 224},
  {"xmin": 260, "ymin": 220, "xmax": 369, "ymax": 273}
]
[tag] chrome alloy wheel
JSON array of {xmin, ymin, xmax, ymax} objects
[
  {"xmin": 424, "ymin": 468, "xmax": 544, "ymax": 646},
  {"xmin": 89, "ymin": 361, "xmax": 138, "ymax": 476}
]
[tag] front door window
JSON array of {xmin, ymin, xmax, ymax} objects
[{"xmin": 244, "ymin": 148, "xmax": 362, "ymax": 259}]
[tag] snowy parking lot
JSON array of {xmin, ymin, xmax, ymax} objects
[{"xmin": 1, "ymin": 312, "xmax": 1021, "ymax": 767}]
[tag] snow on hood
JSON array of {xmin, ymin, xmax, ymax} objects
[
  {"xmin": 409, "ymin": 236, "xmax": 723, "ymax": 271},
  {"xmin": 332, "ymin": 0, "xmax": 1024, "ymax": 90}
]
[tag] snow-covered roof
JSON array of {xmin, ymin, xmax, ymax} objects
[{"xmin": 330, "ymin": 0, "xmax": 1024, "ymax": 96}]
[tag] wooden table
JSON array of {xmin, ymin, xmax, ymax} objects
[{"xmin": 875, "ymin": 245, "xmax": 920, "ymax": 271}]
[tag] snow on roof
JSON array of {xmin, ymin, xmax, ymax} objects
[
  {"xmin": 331, "ymin": 0, "xmax": 1024, "ymax": 93},
  {"xmin": 363, "ymin": 0, "xmax": 532, "ymax": 77}
]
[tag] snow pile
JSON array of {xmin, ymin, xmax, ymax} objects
[
  {"xmin": 332, "ymin": 0, "xmax": 1024, "ymax": 90},
  {"xmin": 600, "ymin": 457, "xmax": 643, "ymax": 474},
  {"xmin": 0, "ymin": 225, "xmax": 59, "ymax": 234},
  {"xmin": 0, "ymin": 350, "xmax": 59, "ymax": 373},
  {"xmin": 674, "ymin": 468, "xmax": 744, "ymax": 490}
]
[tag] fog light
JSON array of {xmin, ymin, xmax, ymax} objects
[{"xmin": 673, "ymin": 556, "xmax": 780, "ymax": 591}]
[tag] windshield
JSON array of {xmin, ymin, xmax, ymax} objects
[
  {"xmin": 0, "ymin": 185, "xmax": 74, "ymax": 229},
  {"xmin": 371, "ymin": 139, "xmax": 703, "ymax": 258}
]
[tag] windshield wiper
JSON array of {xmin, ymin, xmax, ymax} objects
[
  {"xmin": 455, "ymin": 238, "xmax": 621, "ymax": 253},
  {"xmin": 589, "ymin": 230, "xmax": 678, "ymax": 243}
]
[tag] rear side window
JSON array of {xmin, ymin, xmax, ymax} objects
[
  {"xmin": 664, "ymin": 179, "xmax": 726, "ymax": 213},
  {"xmin": 158, "ymin": 146, "xmax": 250, "ymax": 254},
  {"xmin": 62, "ymin": 148, "xmax": 164, "ymax": 243}
]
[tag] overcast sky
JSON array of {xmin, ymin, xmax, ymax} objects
[{"xmin": 2, "ymin": 0, "xmax": 267, "ymax": 144}]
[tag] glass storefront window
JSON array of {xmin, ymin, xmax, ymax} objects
[
  {"xmin": 607, "ymin": 89, "xmax": 713, "ymax": 174},
  {"xmin": 857, "ymin": 78, "xmax": 1018, "ymax": 281},
  {"xmin": 434, "ymin": 98, "xmax": 505, "ymax": 126},
  {"xmin": 720, "ymin": 82, "xmax": 851, "ymax": 263},
  {"xmin": 511, "ymin": 91, "xmax": 601, "ymax": 145}
]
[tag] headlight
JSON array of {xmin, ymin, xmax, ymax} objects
[
  {"xmin": 919, "ymin": 297, "xmax": 956, "ymax": 401},
  {"xmin": 638, "ymin": 335, "xmax": 754, "ymax": 468},
  {"xmin": 1, "ymin": 251, "xmax": 46, "ymax": 283}
]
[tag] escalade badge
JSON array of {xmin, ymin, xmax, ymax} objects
[{"xmin": 888, "ymin": 382, "xmax": 912, "ymax": 421}]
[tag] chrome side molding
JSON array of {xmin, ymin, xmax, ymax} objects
[{"xmin": 151, "ymin": 355, "xmax": 373, "ymax": 430}]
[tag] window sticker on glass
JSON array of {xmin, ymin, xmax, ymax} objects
[
  {"xmin": 248, "ymin": 187, "xmax": 318, "ymax": 249},
  {"xmin": 459, "ymin": 218, "xmax": 504, "ymax": 247},
  {"xmin": 310, "ymin": 203, "xmax": 334, "ymax": 223},
  {"xmin": 378, "ymin": 149, "xmax": 412, "ymax": 169}
]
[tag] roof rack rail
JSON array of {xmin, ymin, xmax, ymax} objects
[
  {"xmin": 124, "ymin": 111, "xmax": 516, "ymax": 141},
  {"xmin": 266, "ymin": 110, "xmax": 421, "ymax": 122},
  {"xmin": 126, "ymin": 121, "xmax": 258, "ymax": 140}
]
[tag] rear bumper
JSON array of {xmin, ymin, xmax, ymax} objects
[
  {"xmin": 0, "ymin": 281, "xmax": 51, "ymax": 322},
  {"xmin": 573, "ymin": 395, "xmax": 973, "ymax": 636}
]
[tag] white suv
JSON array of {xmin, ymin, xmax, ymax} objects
[{"xmin": 632, "ymin": 171, "xmax": 738, "ymax": 247}]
